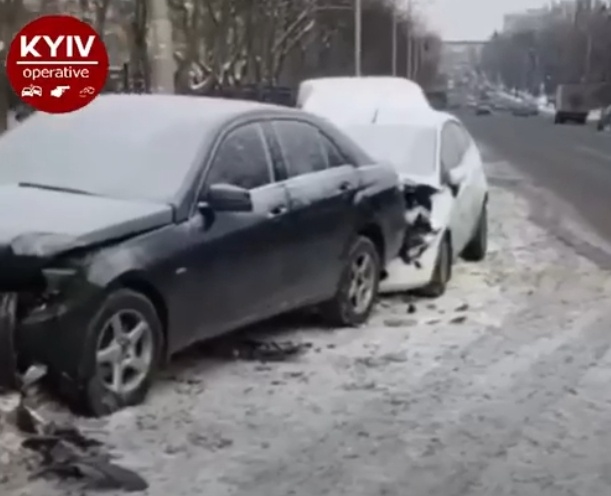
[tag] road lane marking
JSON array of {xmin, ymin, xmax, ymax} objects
[{"xmin": 576, "ymin": 145, "xmax": 611, "ymax": 162}]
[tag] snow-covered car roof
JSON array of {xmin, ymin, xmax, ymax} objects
[{"xmin": 297, "ymin": 76, "xmax": 431, "ymax": 124}]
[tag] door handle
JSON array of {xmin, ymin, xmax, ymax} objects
[{"xmin": 268, "ymin": 205, "xmax": 288, "ymax": 217}]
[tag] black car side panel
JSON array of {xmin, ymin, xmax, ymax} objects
[
  {"xmin": 281, "ymin": 165, "xmax": 361, "ymax": 303},
  {"xmin": 352, "ymin": 164, "xmax": 404, "ymax": 265}
]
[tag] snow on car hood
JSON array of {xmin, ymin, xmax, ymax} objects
[{"xmin": 0, "ymin": 184, "xmax": 173, "ymax": 259}]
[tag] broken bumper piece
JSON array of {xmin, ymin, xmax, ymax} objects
[{"xmin": 0, "ymin": 292, "xmax": 19, "ymax": 391}]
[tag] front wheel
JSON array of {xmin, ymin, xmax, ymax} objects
[
  {"xmin": 320, "ymin": 236, "xmax": 381, "ymax": 327},
  {"xmin": 462, "ymin": 203, "xmax": 488, "ymax": 262},
  {"xmin": 77, "ymin": 289, "xmax": 163, "ymax": 416}
]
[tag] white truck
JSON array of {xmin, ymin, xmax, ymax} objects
[{"xmin": 554, "ymin": 82, "xmax": 611, "ymax": 125}]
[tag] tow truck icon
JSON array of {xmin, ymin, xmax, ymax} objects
[{"xmin": 50, "ymin": 86, "xmax": 70, "ymax": 97}]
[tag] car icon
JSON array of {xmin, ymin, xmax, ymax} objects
[
  {"xmin": 79, "ymin": 86, "xmax": 95, "ymax": 97},
  {"xmin": 21, "ymin": 85, "xmax": 42, "ymax": 97}
]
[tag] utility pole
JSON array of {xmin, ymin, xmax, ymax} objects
[
  {"xmin": 392, "ymin": 13, "xmax": 397, "ymax": 75},
  {"xmin": 584, "ymin": 33, "xmax": 592, "ymax": 82},
  {"xmin": 149, "ymin": 0, "xmax": 175, "ymax": 92},
  {"xmin": 406, "ymin": 0, "xmax": 412, "ymax": 78},
  {"xmin": 355, "ymin": 0, "xmax": 362, "ymax": 75},
  {"xmin": 413, "ymin": 38, "xmax": 419, "ymax": 78}
]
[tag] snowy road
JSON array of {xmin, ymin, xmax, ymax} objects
[{"xmin": 3, "ymin": 157, "xmax": 611, "ymax": 495}]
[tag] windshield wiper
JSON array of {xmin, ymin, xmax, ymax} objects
[{"xmin": 18, "ymin": 182, "xmax": 95, "ymax": 196}]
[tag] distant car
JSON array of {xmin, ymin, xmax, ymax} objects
[
  {"xmin": 0, "ymin": 94, "xmax": 406, "ymax": 415},
  {"xmin": 475, "ymin": 104, "xmax": 492, "ymax": 115},
  {"xmin": 597, "ymin": 105, "xmax": 611, "ymax": 131},
  {"xmin": 512, "ymin": 102, "xmax": 539, "ymax": 116},
  {"xmin": 341, "ymin": 110, "xmax": 489, "ymax": 297}
]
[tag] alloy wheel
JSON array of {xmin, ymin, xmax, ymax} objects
[
  {"xmin": 347, "ymin": 251, "xmax": 376, "ymax": 314},
  {"xmin": 95, "ymin": 310, "xmax": 154, "ymax": 395}
]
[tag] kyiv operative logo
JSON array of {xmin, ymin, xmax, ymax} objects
[{"xmin": 6, "ymin": 15, "xmax": 109, "ymax": 114}]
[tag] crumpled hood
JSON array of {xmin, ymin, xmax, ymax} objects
[{"xmin": 0, "ymin": 184, "xmax": 173, "ymax": 260}]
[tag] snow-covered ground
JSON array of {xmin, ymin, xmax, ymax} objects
[{"xmin": 2, "ymin": 159, "xmax": 611, "ymax": 495}]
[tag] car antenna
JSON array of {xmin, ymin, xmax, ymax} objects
[{"xmin": 372, "ymin": 108, "xmax": 379, "ymax": 123}]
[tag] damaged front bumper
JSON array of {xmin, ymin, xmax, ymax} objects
[
  {"xmin": 0, "ymin": 270, "xmax": 101, "ymax": 397},
  {"xmin": 398, "ymin": 181, "xmax": 440, "ymax": 265},
  {"xmin": 0, "ymin": 293, "xmax": 19, "ymax": 390},
  {"xmin": 379, "ymin": 181, "xmax": 443, "ymax": 293}
]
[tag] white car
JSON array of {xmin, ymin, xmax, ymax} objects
[
  {"xmin": 341, "ymin": 110, "xmax": 489, "ymax": 296},
  {"xmin": 297, "ymin": 76, "xmax": 431, "ymax": 124}
]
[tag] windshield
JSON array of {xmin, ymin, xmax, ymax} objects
[
  {"xmin": 0, "ymin": 105, "xmax": 208, "ymax": 203},
  {"xmin": 344, "ymin": 124, "xmax": 437, "ymax": 178}
]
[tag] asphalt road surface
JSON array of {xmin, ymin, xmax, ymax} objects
[{"xmin": 461, "ymin": 110, "xmax": 611, "ymax": 266}]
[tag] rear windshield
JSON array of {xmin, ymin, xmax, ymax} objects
[{"xmin": 344, "ymin": 124, "xmax": 437, "ymax": 177}]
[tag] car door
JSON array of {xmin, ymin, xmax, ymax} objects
[
  {"xmin": 269, "ymin": 119, "xmax": 360, "ymax": 304},
  {"xmin": 440, "ymin": 122, "xmax": 471, "ymax": 252},
  {"xmin": 183, "ymin": 122, "xmax": 293, "ymax": 344}
]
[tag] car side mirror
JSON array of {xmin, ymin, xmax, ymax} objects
[{"xmin": 199, "ymin": 183, "xmax": 252, "ymax": 212}]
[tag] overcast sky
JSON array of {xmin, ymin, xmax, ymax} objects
[{"xmin": 421, "ymin": 0, "xmax": 551, "ymax": 41}]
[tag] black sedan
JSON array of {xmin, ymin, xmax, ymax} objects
[{"xmin": 0, "ymin": 95, "xmax": 405, "ymax": 415}]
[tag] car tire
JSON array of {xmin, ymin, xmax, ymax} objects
[
  {"xmin": 320, "ymin": 236, "xmax": 381, "ymax": 327},
  {"xmin": 77, "ymin": 289, "xmax": 163, "ymax": 417},
  {"xmin": 461, "ymin": 203, "xmax": 488, "ymax": 262},
  {"xmin": 417, "ymin": 233, "xmax": 452, "ymax": 298}
]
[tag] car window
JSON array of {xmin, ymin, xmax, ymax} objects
[
  {"xmin": 440, "ymin": 124, "xmax": 461, "ymax": 170},
  {"xmin": 273, "ymin": 121, "xmax": 328, "ymax": 177},
  {"xmin": 207, "ymin": 124, "xmax": 272, "ymax": 189},
  {"xmin": 319, "ymin": 134, "xmax": 347, "ymax": 167}
]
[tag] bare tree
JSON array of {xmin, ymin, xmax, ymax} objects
[
  {"xmin": 0, "ymin": 0, "xmax": 31, "ymax": 131},
  {"xmin": 481, "ymin": 1, "xmax": 611, "ymax": 93},
  {"xmin": 0, "ymin": 0, "xmax": 442, "ymax": 128}
]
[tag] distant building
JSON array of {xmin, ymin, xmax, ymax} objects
[{"xmin": 502, "ymin": 7, "xmax": 550, "ymax": 33}]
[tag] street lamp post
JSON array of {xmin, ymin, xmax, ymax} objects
[
  {"xmin": 355, "ymin": 0, "xmax": 362, "ymax": 75},
  {"xmin": 392, "ymin": 13, "xmax": 397, "ymax": 75},
  {"xmin": 405, "ymin": 0, "xmax": 412, "ymax": 78}
]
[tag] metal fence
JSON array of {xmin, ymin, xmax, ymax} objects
[{"xmin": 104, "ymin": 63, "xmax": 297, "ymax": 106}]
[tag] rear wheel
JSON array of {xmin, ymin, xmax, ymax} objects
[
  {"xmin": 77, "ymin": 289, "xmax": 163, "ymax": 416},
  {"xmin": 462, "ymin": 203, "xmax": 488, "ymax": 262},
  {"xmin": 320, "ymin": 236, "xmax": 381, "ymax": 326},
  {"xmin": 418, "ymin": 234, "xmax": 452, "ymax": 298}
]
